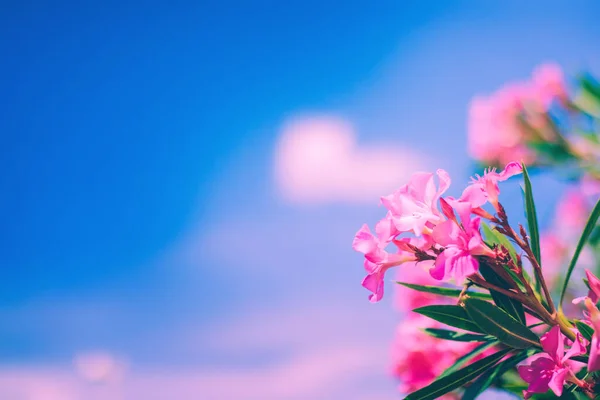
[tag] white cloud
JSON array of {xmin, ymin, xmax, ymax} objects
[{"xmin": 274, "ymin": 115, "xmax": 429, "ymax": 204}]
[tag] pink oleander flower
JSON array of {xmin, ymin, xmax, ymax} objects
[
  {"xmin": 381, "ymin": 169, "xmax": 451, "ymax": 236},
  {"xmin": 573, "ymin": 269, "xmax": 600, "ymax": 305},
  {"xmin": 391, "ymin": 316, "xmax": 482, "ymax": 397},
  {"xmin": 429, "ymin": 216, "xmax": 495, "ymax": 283},
  {"xmin": 540, "ymin": 233, "xmax": 567, "ymax": 288},
  {"xmin": 459, "ymin": 161, "xmax": 523, "ymax": 212},
  {"xmin": 582, "ymin": 174, "xmax": 600, "ymax": 197},
  {"xmin": 518, "ymin": 326, "xmax": 587, "ymax": 398},
  {"xmin": 467, "ymin": 63, "xmax": 567, "ymax": 166},
  {"xmin": 555, "ymin": 188, "xmax": 592, "ymax": 235},
  {"xmin": 468, "ymin": 86, "xmax": 534, "ymax": 167},
  {"xmin": 585, "ymin": 298, "xmax": 600, "ymax": 372},
  {"xmin": 532, "ymin": 63, "xmax": 568, "ymax": 107},
  {"xmin": 353, "ymin": 224, "xmax": 418, "ymax": 302}
]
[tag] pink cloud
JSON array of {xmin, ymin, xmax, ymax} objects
[
  {"xmin": 0, "ymin": 301, "xmax": 398, "ymax": 400},
  {"xmin": 274, "ymin": 115, "xmax": 429, "ymax": 204}
]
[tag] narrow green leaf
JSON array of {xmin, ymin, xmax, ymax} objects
[
  {"xmin": 423, "ymin": 328, "xmax": 493, "ymax": 342},
  {"xmin": 481, "ymin": 222, "xmax": 518, "ymax": 262},
  {"xmin": 463, "ymin": 298, "xmax": 540, "ymax": 349},
  {"xmin": 575, "ymin": 321, "xmax": 594, "ymax": 342},
  {"xmin": 479, "ymin": 264, "xmax": 526, "ymax": 324},
  {"xmin": 397, "ymin": 282, "xmax": 492, "ymax": 300},
  {"xmin": 404, "ymin": 348, "xmax": 511, "ymax": 400},
  {"xmin": 559, "ymin": 198, "xmax": 600, "ymax": 305},
  {"xmin": 521, "ymin": 163, "xmax": 541, "ymax": 265},
  {"xmin": 439, "ymin": 341, "xmax": 498, "ymax": 378},
  {"xmin": 413, "ymin": 305, "xmax": 484, "ymax": 333},
  {"xmin": 462, "ymin": 348, "xmax": 537, "ymax": 399}
]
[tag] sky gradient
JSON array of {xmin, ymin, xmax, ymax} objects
[{"xmin": 2, "ymin": 1, "xmax": 600, "ymax": 398}]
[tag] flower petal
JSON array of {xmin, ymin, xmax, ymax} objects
[{"xmin": 541, "ymin": 326, "xmax": 564, "ymax": 364}]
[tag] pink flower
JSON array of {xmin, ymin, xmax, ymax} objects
[
  {"xmin": 352, "ymin": 224, "xmax": 417, "ymax": 302},
  {"xmin": 573, "ymin": 269, "xmax": 600, "ymax": 305},
  {"xmin": 460, "ymin": 161, "xmax": 523, "ymax": 211},
  {"xmin": 467, "ymin": 63, "xmax": 568, "ymax": 166},
  {"xmin": 391, "ymin": 316, "xmax": 481, "ymax": 397},
  {"xmin": 555, "ymin": 189, "xmax": 591, "ymax": 235},
  {"xmin": 532, "ymin": 63, "xmax": 568, "ymax": 106},
  {"xmin": 381, "ymin": 169, "xmax": 451, "ymax": 236},
  {"xmin": 518, "ymin": 326, "xmax": 586, "ymax": 398},
  {"xmin": 585, "ymin": 298, "xmax": 600, "ymax": 372},
  {"xmin": 467, "ymin": 87, "xmax": 534, "ymax": 167},
  {"xmin": 540, "ymin": 233, "xmax": 567, "ymax": 288},
  {"xmin": 429, "ymin": 217, "xmax": 495, "ymax": 283}
]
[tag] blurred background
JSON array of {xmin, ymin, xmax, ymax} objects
[{"xmin": 2, "ymin": 1, "xmax": 600, "ymax": 399}]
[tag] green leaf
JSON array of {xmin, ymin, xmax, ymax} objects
[
  {"xmin": 396, "ymin": 282, "xmax": 492, "ymax": 300},
  {"xmin": 521, "ymin": 163, "xmax": 541, "ymax": 265},
  {"xmin": 575, "ymin": 321, "xmax": 594, "ymax": 342},
  {"xmin": 439, "ymin": 341, "xmax": 498, "ymax": 378},
  {"xmin": 463, "ymin": 298, "xmax": 540, "ymax": 349},
  {"xmin": 423, "ymin": 328, "xmax": 493, "ymax": 342},
  {"xmin": 479, "ymin": 264, "xmax": 526, "ymax": 324},
  {"xmin": 481, "ymin": 222, "xmax": 518, "ymax": 262},
  {"xmin": 559, "ymin": 198, "xmax": 600, "ymax": 306},
  {"xmin": 462, "ymin": 348, "xmax": 537, "ymax": 400},
  {"xmin": 404, "ymin": 348, "xmax": 511, "ymax": 400},
  {"xmin": 413, "ymin": 305, "xmax": 484, "ymax": 333},
  {"xmin": 573, "ymin": 74, "xmax": 600, "ymax": 118}
]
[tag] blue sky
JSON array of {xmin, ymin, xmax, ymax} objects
[{"xmin": 1, "ymin": 1, "xmax": 600, "ymax": 398}]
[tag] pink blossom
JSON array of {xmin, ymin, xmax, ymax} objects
[
  {"xmin": 532, "ymin": 63, "xmax": 568, "ymax": 106},
  {"xmin": 555, "ymin": 189, "xmax": 592, "ymax": 235},
  {"xmin": 391, "ymin": 316, "xmax": 480, "ymax": 397},
  {"xmin": 540, "ymin": 233, "xmax": 567, "ymax": 288},
  {"xmin": 381, "ymin": 169, "xmax": 451, "ymax": 236},
  {"xmin": 467, "ymin": 88, "xmax": 534, "ymax": 167},
  {"xmin": 573, "ymin": 269, "xmax": 600, "ymax": 305},
  {"xmin": 518, "ymin": 326, "xmax": 586, "ymax": 398},
  {"xmin": 582, "ymin": 174, "xmax": 600, "ymax": 197},
  {"xmin": 460, "ymin": 161, "xmax": 523, "ymax": 211},
  {"xmin": 467, "ymin": 63, "xmax": 568, "ymax": 166},
  {"xmin": 352, "ymin": 224, "xmax": 417, "ymax": 302},
  {"xmin": 585, "ymin": 298, "xmax": 600, "ymax": 372},
  {"xmin": 429, "ymin": 217, "xmax": 495, "ymax": 283}
]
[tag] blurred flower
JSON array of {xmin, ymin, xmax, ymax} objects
[
  {"xmin": 468, "ymin": 86, "xmax": 534, "ymax": 167},
  {"xmin": 532, "ymin": 63, "xmax": 569, "ymax": 106},
  {"xmin": 467, "ymin": 63, "xmax": 568, "ymax": 167},
  {"xmin": 554, "ymin": 188, "xmax": 591, "ymax": 235},
  {"xmin": 391, "ymin": 316, "xmax": 478, "ymax": 398},
  {"xmin": 539, "ymin": 232, "xmax": 567, "ymax": 288}
]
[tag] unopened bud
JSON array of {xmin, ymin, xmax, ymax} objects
[
  {"xmin": 497, "ymin": 203, "xmax": 507, "ymax": 221},
  {"xmin": 519, "ymin": 224, "xmax": 529, "ymax": 243},
  {"xmin": 439, "ymin": 198, "xmax": 457, "ymax": 222}
]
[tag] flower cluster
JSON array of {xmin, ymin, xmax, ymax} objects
[
  {"xmin": 353, "ymin": 162, "xmax": 521, "ymax": 303},
  {"xmin": 352, "ymin": 63, "xmax": 600, "ymax": 399},
  {"xmin": 354, "ymin": 161, "xmax": 600, "ymax": 398},
  {"xmin": 468, "ymin": 63, "xmax": 600, "ymax": 176}
]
